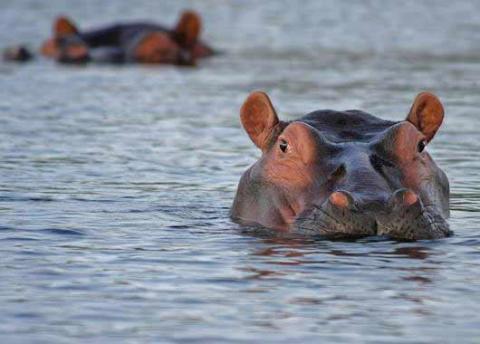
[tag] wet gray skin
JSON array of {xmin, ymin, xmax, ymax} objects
[{"xmin": 231, "ymin": 91, "xmax": 451, "ymax": 241}]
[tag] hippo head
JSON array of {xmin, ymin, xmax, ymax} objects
[
  {"xmin": 40, "ymin": 16, "xmax": 90, "ymax": 63},
  {"xmin": 231, "ymin": 92, "xmax": 451, "ymax": 240}
]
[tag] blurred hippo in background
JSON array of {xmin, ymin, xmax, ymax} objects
[
  {"xmin": 2, "ymin": 45, "xmax": 33, "ymax": 62},
  {"xmin": 4, "ymin": 10, "xmax": 215, "ymax": 66},
  {"xmin": 231, "ymin": 91, "xmax": 451, "ymax": 241}
]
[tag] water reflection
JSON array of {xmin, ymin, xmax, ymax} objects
[
  {"xmin": 238, "ymin": 238, "xmax": 442, "ymax": 328},
  {"xmin": 375, "ymin": 246, "xmax": 431, "ymax": 260}
]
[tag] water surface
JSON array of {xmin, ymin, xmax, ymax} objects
[{"xmin": 1, "ymin": 0, "xmax": 480, "ymax": 342}]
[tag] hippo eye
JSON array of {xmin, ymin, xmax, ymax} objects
[
  {"xmin": 417, "ymin": 140, "xmax": 427, "ymax": 153},
  {"xmin": 279, "ymin": 139, "xmax": 288, "ymax": 153}
]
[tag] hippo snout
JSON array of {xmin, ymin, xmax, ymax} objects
[{"xmin": 294, "ymin": 189, "xmax": 452, "ymax": 241}]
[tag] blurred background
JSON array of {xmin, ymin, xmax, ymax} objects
[{"xmin": 1, "ymin": 0, "xmax": 479, "ymax": 343}]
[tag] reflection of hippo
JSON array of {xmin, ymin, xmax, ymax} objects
[
  {"xmin": 231, "ymin": 92, "xmax": 451, "ymax": 241},
  {"xmin": 5, "ymin": 10, "xmax": 215, "ymax": 65}
]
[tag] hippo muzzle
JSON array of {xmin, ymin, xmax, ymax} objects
[
  {"xmin": 232, "ymin": 91, "xmax": 451, "ymax": 241},
  {"xmin": 294, "ymin": 189, "xmax": 451, "ymax": 240}
]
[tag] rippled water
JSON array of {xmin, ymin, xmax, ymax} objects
[{"xmin": 1, "ymin": 0, "xmax": 480, "ymax": 342}]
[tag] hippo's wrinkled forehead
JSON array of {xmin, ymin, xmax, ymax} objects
[{"xmin": 299, "ymin": 110, "xmax": 397, "ymax": 143}]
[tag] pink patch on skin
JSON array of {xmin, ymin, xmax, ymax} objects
[
  {"xmin": 403, "ymin": 190, "xmax": 418, "ymax": 207},
  {"xmin": 329, "ymin": 191, "xmax": 350, "ymax": 208}
]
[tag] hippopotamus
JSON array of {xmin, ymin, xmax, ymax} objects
[
  {"xmin": 231, "ymin": 91, "xmax": 451, "ymax": 241},
  {"xmin": 4, "ymin": 10, "xmax": 215, "ymax": 65},
  {"xmin": 2, "ymin": 45, "xmax": 33, "ymax": 62}
]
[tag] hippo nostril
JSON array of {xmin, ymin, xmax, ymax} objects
[
  {"xmin": 329, "ymin": 164, "xmax": 346, "ymax": 181},
  {"xmin": 329, "ymin": 190, "xmax": 355, "ymax": 210}
]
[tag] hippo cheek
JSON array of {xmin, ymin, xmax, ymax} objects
[
  {"xmin": 395, "ymin": 158, "xmax": 436, "ymax": 208},
  {"xmin": 133, "ymin": 33, "xmax": 179, "ymax": 64},
  {"xmin": 387, "ymin": 123, "xmax": 434, "ymax": 195},
  {"xmin": 262, "ymin": 169, "xmax": 320, "ymax": 227},
  {"xmin": 41, "ymin": 39, "xmax": 58, "ymax": 58},
  {"xmin": 63, "ymin": 44, "xmax": 89, "ymax": 63}
]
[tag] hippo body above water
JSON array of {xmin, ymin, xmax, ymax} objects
[
  {"xmin": 4, "ymin": 10, "xmax": 214, "ymax": 65},
  {"xmin": 231, "ymin": 92, "xmax": 451, "ymax": 240}
]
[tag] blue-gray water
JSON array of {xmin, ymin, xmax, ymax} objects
[{"xmin": 1, "ymin": 1, "xmax": 480, "ymax": 343}]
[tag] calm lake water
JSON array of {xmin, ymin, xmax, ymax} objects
[{"xmin": 1, "ymin": 0, "xmax": 480, "ymax": 342}]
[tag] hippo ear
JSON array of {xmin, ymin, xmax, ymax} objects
[
  {"xmin": 54, "ymin": 16, "xmax": 79, "ymax": 38},
  {"xmin": 406, "ymin": 92, "xmax": 444, "ymax": 142},
  {"xmin": 240, "ymin": 92, "xmax": 281, "ymax": 151},
  {"xmin": 174, "ymin": 10, "xmax": 202, "ymax": 48}
]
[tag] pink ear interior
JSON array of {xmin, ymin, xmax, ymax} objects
[
  {"xmin": 240, "ymin": 92, "xmax": 280, "ymax": 151},
  {"xmin": 54, "ymin": 16, "xmax": 79, "ymax": 38},
  {"xmin": 406, "ymin": 92, "xmax": 444, "ymax": 142},
  {"xmin": 174, "ymin": 10, "xmax": 202, "ymax": 48}
]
